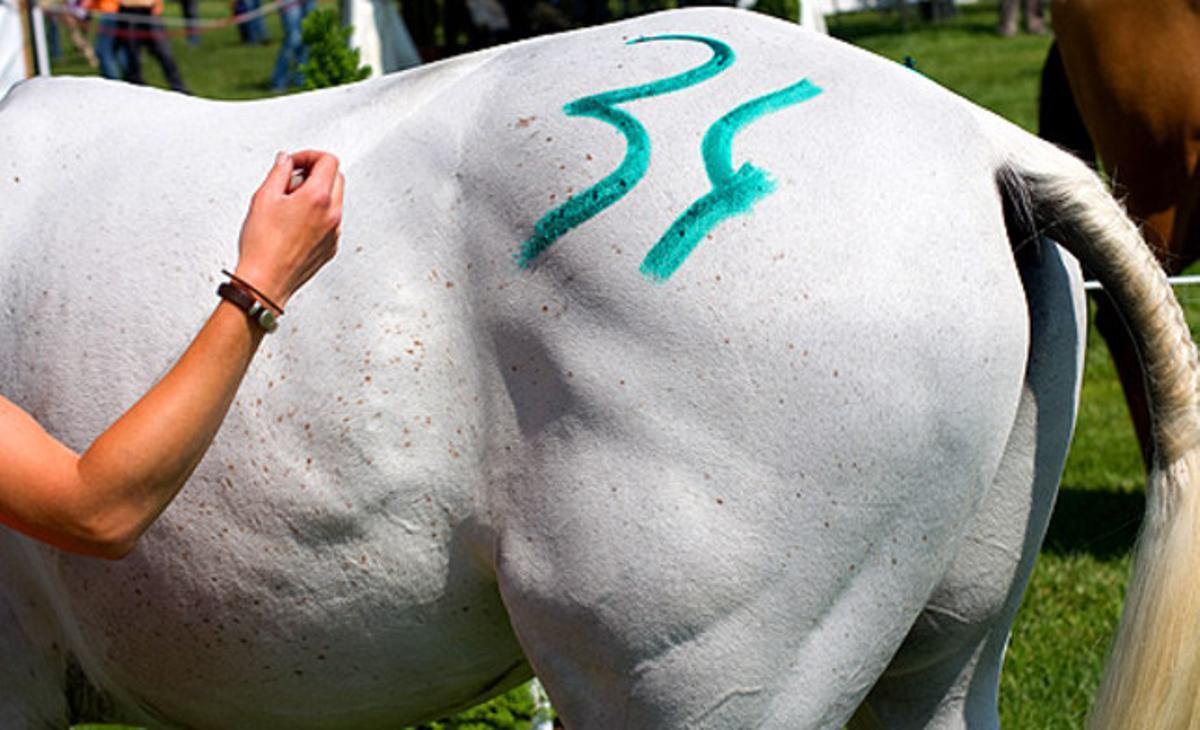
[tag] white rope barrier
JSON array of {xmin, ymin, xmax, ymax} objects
[
  {"xmin": 40, "ymin": 0, "xmax": 303, "ymax": 30},
  {"xmin": 1084, "ymin": 275, "xmax": 1200, "ymax": 292}
]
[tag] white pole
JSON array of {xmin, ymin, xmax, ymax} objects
[
  {"xmin": 28, "ymin": 0, "xmax": 47, "ymax": 76},
  {"xmin": 1084, "ymin": 275, "xmax": 1200, "ymax": 292}
]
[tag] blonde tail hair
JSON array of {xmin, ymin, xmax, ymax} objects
[{"xmin": 982, "ymin": 106, "xmax": 1200, "ymax": 729}]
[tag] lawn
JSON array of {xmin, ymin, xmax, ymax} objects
[{"xmin": 44, "ymin": 2, "xmax": 1179, "ymax": 728}]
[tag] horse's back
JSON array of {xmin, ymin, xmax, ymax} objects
[{"xmin": 0, "ymin": 9, "xmax": 1057, "ymax": 728}]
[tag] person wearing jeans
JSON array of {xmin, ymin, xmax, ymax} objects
[
  {"xmin": 269, "ymin": 0, "xmax": 314, "ymax": 90},
  {"xmin": 85, "ymin": 0, "xmax": 126, "ymax": 79},
  {"xmin": 113, "ymin": 0, "xmax": 189, "ymax": 93}
]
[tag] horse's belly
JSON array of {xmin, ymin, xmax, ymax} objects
[
  {"xmin": 47, "ymin": 519, "xmax": 523, "ymax": 727},
  {"xmin": 2, "ymin": 269, "xmax": 524, "ymax": 727}
]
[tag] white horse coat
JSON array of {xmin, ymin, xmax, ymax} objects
[{"xmin": 1, "ymin": 9, "xmax": 1194, "ymax": 729}]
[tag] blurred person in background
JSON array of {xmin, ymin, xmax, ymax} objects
[
  {"xmin": 44, "ymin": 0, "xmax": 97, "ymax": 66},
  {"xmin": 178, "ymin": 0, "xmax": 198, "ymax": 45},
  {"xmin": 84, "ymin": 0, "xmax": 126, "ymax": 79},
  {"xmin": 113, "ymin": 0, "xmax": 188, "ymax": 93},
  {"xmin": 234, "ymin": 0, "xmax": 268, "ymax": 44},
  {"xmin": 269, "ymin": 0, "xmax": 312, "ymax": 90},
  {"xmin": 999, "ymin": 0, "xmax": 1045, "ymax": 36}
]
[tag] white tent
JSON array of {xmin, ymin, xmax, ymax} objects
[
  {"xmin": 341, "ymin": 0, "xmax": 421, "ymax": 78},
  {"xmin": 0, "ymin": 0, "xmax": 30, "ymax": 100},
  {"xmin": 810, "ymin": 0, "xmax": 977, "ymax": 14}
]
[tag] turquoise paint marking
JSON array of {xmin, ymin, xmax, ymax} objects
[
  {"xmin": 516, "ymin": 34, "xmax": 734, "ymax": 269},
  {"xmin": 640, "ymin": 78, "xmax": 823, "ymax": 281}
]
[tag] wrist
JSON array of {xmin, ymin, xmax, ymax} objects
[
  {"xmin": 228, "ymin": 266, "xmax": 289, "ymax": 312},
  {"xmin": 217, "ymin": 280, "xmax": 280, "ymax": 333}
]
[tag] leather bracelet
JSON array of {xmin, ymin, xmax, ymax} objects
[
  {"xmin": 221, "ymin": 269, "xmax": 284, "ymax": 315},
  {"xmin": 217, "ymin": 282, "xmax": 279, "ymax": 332}
]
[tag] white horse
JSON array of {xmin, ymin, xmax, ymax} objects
[{"xmin": 1, "ymin": 8, "xmax": 1197, "ymax": 728}]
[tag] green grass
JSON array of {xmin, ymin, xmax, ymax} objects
[{"xmin": 49, "ymin": 2, "xmax": 1186, "ymax": 728}]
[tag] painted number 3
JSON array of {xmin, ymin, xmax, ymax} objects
[{"xmin": 516, "ymin": 35, "xmax": 823, "ymax": 281}]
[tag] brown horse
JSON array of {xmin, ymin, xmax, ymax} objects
[{"xmin": 1040, "ymin": 0, "xmax": 1200, "ymax": 467}]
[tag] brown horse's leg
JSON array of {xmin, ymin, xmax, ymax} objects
[
  {"xmin": 1037, "ymin": 42, "xmax": 1096, "ymax": 166},
  {"xmin": 1036, "ymin": 43, "xmax": 1155, "ymax": 463}
]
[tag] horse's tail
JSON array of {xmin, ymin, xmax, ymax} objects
[{"xmin": 981, "ymin": 107, "xmax": 1200, "ymax": 729}]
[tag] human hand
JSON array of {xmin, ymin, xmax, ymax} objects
[{"xmin": 233, "ymin": 150, "xmax": 344, "ymax": 311}]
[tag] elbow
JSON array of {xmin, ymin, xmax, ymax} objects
[
  {"xmin": 89, "ymin": 534, "xmax": 139, "ymax": 561},
  {"xmin": 70, "ymin": 513, "xmax": 144, "ymax": 560}
]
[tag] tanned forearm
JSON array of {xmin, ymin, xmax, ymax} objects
[
  {"xmin": 74, "ymin": 302, "xmax": 266, "ymax": 556},
  {"xmin": 0, "ymin": 305, "xmax": 263, "ymax": 559},
  {"xmin": 0, "ymin": 150, "xmax": 343, "ymax": 559}
]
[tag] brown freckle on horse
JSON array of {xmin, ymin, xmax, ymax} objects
[{"xmin": 716, "ymin": 497, "xmax": 724, "ymax": 505}]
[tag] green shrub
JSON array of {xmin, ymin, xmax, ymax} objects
[
  {"xmin": 754, "ymin": 0, "xmax": 799, "ymax": 21},
  {"xmin": 300, "ymin": 8, "xmax": 372, "ymax": 90}
]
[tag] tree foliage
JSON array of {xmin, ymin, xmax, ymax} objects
[{"xmin": 300, "ymin": 8, "xmax": 372, "ymax": 90}]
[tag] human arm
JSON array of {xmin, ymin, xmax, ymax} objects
[{"xmin": 0, "ymin": 150, "xmax": 344, "ymax": 559}]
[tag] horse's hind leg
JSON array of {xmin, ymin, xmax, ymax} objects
[
  {"xmin": 0, "ymin": 544, "xmax": 69, "ymax": 728},
  {"xmin": 494, "ymin": 346, "xmax": 1029, "ymax": 726},
  {"xmin": 851, "ymin": 243, "xmax": 1087, "ymax": 729}
]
